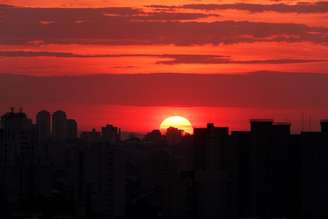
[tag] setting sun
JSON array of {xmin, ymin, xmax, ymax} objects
[{"xmin": 160, "ymin": 116, "xmax": 193, "ymax": 134}]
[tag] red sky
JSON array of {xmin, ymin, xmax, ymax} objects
[{"xmin": 1, "ymin": 0, "xmax": 328, "ymax": 132}]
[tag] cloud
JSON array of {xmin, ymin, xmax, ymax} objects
[
  {"xmin": 1, "ymin": 51, "xmax": 325, "ymax": 65},
  {"xmin": 0, "ymin": 4, "xmax": 15, "ymax": 8},
  {"xmin": 0, "ymin": 51, "xmax": 121, "ymax": 58},
  {"xmin": 156, "ymin": 54, "xmax": 327, "ymax": 65},
  {"xmin": 0, "ymin": 5, "xmax": 327, "ymax": 45},
  {"xmin": 1, "ymin": 72, "xmax": 328, "ymax": 109},
  {"xmin": 125, "ymin": 12, "xmax": 211, "ymax": 21},
  {"xmin": 149, "ymin": 2, "xmax": 328, "ymax": 14}
]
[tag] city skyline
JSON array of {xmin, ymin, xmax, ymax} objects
[
  {"xmin": 2, "ymin": 106, "xmax": 328, "ymax": 218},
  {"xmin": 2, "ymin": 107, "xmax": 328, "ymax": 135},
  {"xmin": 1, "ymin": 1, "xmax": 328, "ymax": 218}
]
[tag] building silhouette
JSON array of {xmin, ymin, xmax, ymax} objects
[
  {"xmin": 166, "ymin": 127, "xmax": 184, "ymax": 146},
  {"xmin": 81, "ymin": 128, "xmax": 101, "ymax": 143},
  {"xmin": 52, "ymin": 110, "xmax": 68, "ymax": 140},
  {"xmin": 36, "ymin": 110, "xmax": 51, "ymax": 143},
  {"xmin": 101, "ymin": 124, "xmax": 121, "ymax": 144},
  {"xmin": 67, "ymin": 119, "xmax": 78, "ymax": 139},
  {"xmin": 2, "ymin": 109, "xmax": 328, "ymax": 218},
  {"xmin": 0, "ymin": 108, "xmax": 36, "ymax": 205}
]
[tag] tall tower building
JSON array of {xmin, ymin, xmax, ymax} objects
[
  {"xmin": 52, "ymin": 111, "xmax": 68, "ymax": 140},
  {"xmin": 321, "ymin": 120, "xmax": 328, "ymax": 134},
  {"xmin": 192, "ymin": 123, "xmax": 230, "ymax": 219},
  {"xmin": 1, "ymin": 107, "xmax": 33, "ymax": 131},
  {"xmin": 67, "ymin": 119, "xmax": 78, "ymax": 139},
  {"xmin": 0, "ymin": 109, "xmax": 36, "ymax": 202},
  {"xmin": 101, "ymin": 124, "xmax": 120, "ymax": 144},
  {"xmin": 193, "ymin": 123, "xmax": 229, "ymax": 171},
  {"xmin": 73, "ymin": 143, "xmax": 126, "ymax": 219},
  {"xmin": 36, "ymin": 110, "xmax": 51, "ymax": 143}
]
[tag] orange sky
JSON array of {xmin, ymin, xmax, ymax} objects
[
  {"xmin": 0, "ymin": 0, "xmax": 320, "ymax": 7},
  {"xmin": 0, "ymin": 0, "xmax": 327, "ymax": 75}
]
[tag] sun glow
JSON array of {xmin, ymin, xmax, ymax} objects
[{"xmin": 160, "ymin": 116, "xmax": 193, "ymax": 134}]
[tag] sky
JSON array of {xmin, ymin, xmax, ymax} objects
[{"xmin": 1, "ymin": 0, "xmax": 328, "ymax": 133}]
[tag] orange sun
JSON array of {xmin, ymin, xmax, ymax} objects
[{"xmin": 160, "ymin": 116, "xmax": 193, "ymax": 134}]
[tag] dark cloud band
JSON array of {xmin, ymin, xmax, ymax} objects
[
  {"xmin": 149, "ymin": 2, "xmax": 328, "ymax": 14},
  {"xmin": 0, "ymin": 51, "xmax": 325, "ymax": 65},
  {"xmin": 1, "ymin": 5, "xmax": 327, "ymax": 45}
]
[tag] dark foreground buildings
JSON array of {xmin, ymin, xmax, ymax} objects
[{"xmin": 1, "ymin": 109, "xmax": 328, "ymax": 219}]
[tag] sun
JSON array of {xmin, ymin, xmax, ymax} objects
[{"xmin": 160, "ymin": 116, "xmax": 193, "ymax": 134}]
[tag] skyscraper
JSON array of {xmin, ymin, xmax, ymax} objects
[
  {"xmin": 321, "ymin": 120, "xmax": 328, "ymax": 134},
  {"xmin": 52, "ymin": 111, "xmax": 68, "ymax": 140},
  {"xmin": 67, "ymin": 119, "xmax": 78, "ymax": 139},
  {"xmin": 1, "ymin": 107, "xmax": 33, "ymax": 131},
  {"xmin": 193, "ymin": 123, "xmax": 230, "ymax": 219},
  {"xmin": 73, "ymin": 143, "xmax": 126, "ymax": 219},
  {"xmin": 0, "ymin": 109, "xmax": 36, "ymax": 202},
  {"xmin": 36, "ymin": 110, "xmax": 51, "ymax": 143},
  {"xmin": 193, "ymin": 123, "xmax": 229, "ymax": 171},
  {"xmin": 101, "ymin": 124, "xmax": 120, "ymax": 144}
]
